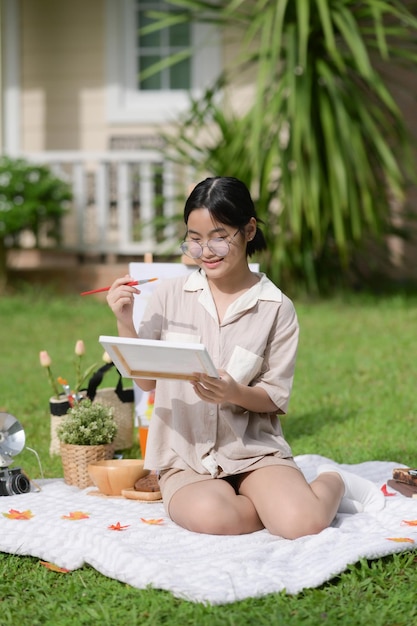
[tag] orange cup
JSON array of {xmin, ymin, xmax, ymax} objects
[{"xmin": 139, "ymin": 426, "xmax": 148, "ymax": 458}]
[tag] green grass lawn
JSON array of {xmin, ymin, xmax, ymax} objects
[{"xmin": 1, "ymin": 286, "xmax": 417, "ymax": 625}]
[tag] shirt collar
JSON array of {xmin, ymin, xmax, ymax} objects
[{"xmin": 184, "ymin": 269, "xmax": 283, "ymax": 304}]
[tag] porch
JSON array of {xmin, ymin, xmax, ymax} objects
[
  {"xmin": 16, "ymin": 150, "xmax": 194, "ymax": 258},
  {"xmin": 7, "ymin": 150, "xmax": 195, "ymax": 292}
]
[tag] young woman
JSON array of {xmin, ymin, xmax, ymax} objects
[{"xmin": 107, "ymin": 176, "xmax": 384, "ymax": 538}]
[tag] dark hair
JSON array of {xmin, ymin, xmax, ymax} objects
[{"xmin": 183, "ymin": 177, "xmax": 267, "ymax": 257}]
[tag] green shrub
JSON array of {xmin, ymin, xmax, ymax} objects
[
  {"xmin": 0, "ymin": 156, "xmax": 72, "ymax": 242},
  {"xmin": 0, "ymin": 156, "xmax": 72, "ymax": 289},
  {"xmin": 57, "ymin": 399, "xmax": 117, "ymax": 446}
]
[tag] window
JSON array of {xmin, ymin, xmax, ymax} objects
[
  {"xmin": 106, "ymin": 0, "xmax": 221, "ymax": 123},
  {"xmin": 137, "ymin": 1, "xmax": 191, "ymax": 91}
]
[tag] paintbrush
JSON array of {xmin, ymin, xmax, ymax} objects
[{"xmin": 80, "ymin": 277, "xmax": 158, "ymax": 296}]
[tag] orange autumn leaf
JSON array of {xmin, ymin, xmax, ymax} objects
[
  {"xmin": 401, "ymin": 519, "xmax": 417, "ymax": 526},
  {"xmin": 61, "ymin": 511, "xmax": 90, "ymax": 520},
  {"xmin": 40, "ymin": 561, "xmax": 70, "ymax": 573},
  {"xmin": 2, "ymin": 509, "xmax": 34, "ymax": 520},
  {"xmin": 108, "ymin": 522, "xmax": 130, "ymax": 531},
  {"xmin": 140, "ymin": 517, "xmax": 164, "ymax": 525},
  {"xmin": 381, "ymin": 484, "xmax": 396, "ymax": 497},
  {"xmin": 386, "ymin": 537, "xmax": 415, "ymax": 543}
]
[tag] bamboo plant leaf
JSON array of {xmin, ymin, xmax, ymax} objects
[{"xmin": 160, "ymin": 0, "xmax": 417, "ymax": 292}]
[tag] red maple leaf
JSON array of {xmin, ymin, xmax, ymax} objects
[
  {"xmin": 108, "ymin": 521, "xmax": 130, "ymax": 531},
  {"xmin": 2, "ymin": 509, "xmax": 34, "ymax": 520}
]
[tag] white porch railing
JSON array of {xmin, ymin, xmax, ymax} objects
[{"xmin": 22, "ymin": 151, "xmax": 193, "ymax": 257}]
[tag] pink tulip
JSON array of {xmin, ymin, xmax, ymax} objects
[
  {"xmin": 75, "ymin": 340, "xmax": 85, "ymax": 356},
  {"xmin": 39, "ymin": 350, "xmax": 52, "ymax": 367},
  {"xmin": 39, "ymin": 350, "xmax": 60, "ymax": 398},
  {"xmin": 102, "ymin": 351, "xmax": 112, "ymax": 364}
]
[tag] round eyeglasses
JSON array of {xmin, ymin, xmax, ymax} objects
[{"xmin": 180, "ymin": 228, "xmax": 241, "ymax": 259}]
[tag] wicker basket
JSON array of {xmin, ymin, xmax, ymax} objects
[
  {"xmin": 93, "ymin": 387, "xmax": 134, "ymax": 450},
  {"xmin": 60, "ymin": 442, "xmax": 115, "ymax": 489}
]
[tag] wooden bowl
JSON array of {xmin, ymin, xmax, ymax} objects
[{"xmin": 87, "ymin": 459, "xmax": 149, "ymax": 496}]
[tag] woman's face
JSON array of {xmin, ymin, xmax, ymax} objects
[{"xmin": 184, "ymin": 208, "xmax": 255, "ymax": 278}]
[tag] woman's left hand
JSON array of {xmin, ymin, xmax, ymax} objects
[{"xmin": 191, "ymin": 370, "xmax": 237, "ymax": 404}]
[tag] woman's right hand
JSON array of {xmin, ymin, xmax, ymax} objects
[{"xmin": 106, "ymin": 274, "xmax": 141, "ymax": 335}]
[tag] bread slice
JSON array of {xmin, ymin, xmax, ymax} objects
[
  {"xmin": 134, "ymin": 473, "xmax": 160, "ymax": 492},
  {"xmin": 121, "ymin": 472, "xmax": 162, "ymax": 501}
]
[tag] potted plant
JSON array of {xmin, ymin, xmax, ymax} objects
[
  {"xmin": 39, "ymin": 340, "xmax": 101, "ymax": 455},
  {"xmin": 57, "ymin": 398, "xmax": 117, "ymax": 489}
]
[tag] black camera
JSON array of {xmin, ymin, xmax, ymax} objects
[{"xmin": 0, "ymin": 467, "xmax": 31, "ymax": 496}]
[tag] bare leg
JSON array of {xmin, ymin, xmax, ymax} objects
[
  {"xmin": 239, "ymin": 466, "xmax": 344, "ymax": 539},
  {"xmin": 168, "ymin": 464, "xmax": 381, "ymax": 539},
  {"xmin": 168, "ymin": 466, "xmax": 345, "ymax": 538},
  {"xmin": 168, "ymin": 478, "xmax": 264, "ymax": 535}
]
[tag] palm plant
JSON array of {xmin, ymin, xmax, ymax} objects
[{"xmin": 147, "ymin": 0, "xmax": 417, "ymax": 292}]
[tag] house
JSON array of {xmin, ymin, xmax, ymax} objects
[
  {"xmin": 1, "ymin": 0, "xmax": 417, "ymax": 285},
  {"xmin": 0, "ymin": 0, "xmax": 222, "ymax": 269}
]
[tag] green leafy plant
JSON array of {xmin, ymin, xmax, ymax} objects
[
  {"xmin": 0, "ymin": 156, "xmax": 72, "ymax": 289},
  {"xmin": 150, "ymin": 0, "xmax": 417, "ymax": 292},
  {"xmin": 57, "ymin": 398, "xmax": 117, "ymax": 446}
]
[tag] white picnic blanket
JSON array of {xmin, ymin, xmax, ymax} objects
[{"xmin": 1, "ymin": 454, "xmax": 416, "ymax": 605}]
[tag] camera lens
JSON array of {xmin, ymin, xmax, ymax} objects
[{"xmin": 10, "ymin": 472, "xmax": 31, "ymax": 494}]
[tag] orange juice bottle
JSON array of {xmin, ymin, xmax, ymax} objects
[{"xmin": 138, "ymin": 390, "xmax": 154, "ymax": 458}]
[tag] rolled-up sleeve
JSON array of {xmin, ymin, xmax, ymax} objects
[{"xmin": 254, "ymin": 294, "xmax": 299, "ymax": 413}]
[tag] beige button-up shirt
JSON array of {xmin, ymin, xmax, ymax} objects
[{"xmin": 138, "ymin": 270, "xmax": 299, "ymax": 476}]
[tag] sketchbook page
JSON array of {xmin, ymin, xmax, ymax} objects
[
  {"xmin": 99, "ymin": 336, "xmax": 219, "ymax": 381},
  {"xmin": 128, "ymin": 262, "xmax": 197, "ymax": 419},
  {"xmin": 129, "ymin": 262, "xmax": 196, "ymax": 332}
]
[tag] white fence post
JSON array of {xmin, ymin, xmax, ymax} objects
[{"xmin": 117, "ymin": 161, "xmax": 130, "ymax": 251}]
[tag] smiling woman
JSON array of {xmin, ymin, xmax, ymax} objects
[{"xmin": 105, "ymin": 176, "xmax": 384, "ymax": 539}]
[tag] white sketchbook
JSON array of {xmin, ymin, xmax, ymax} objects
[{"xmin": 99, "ymin": 335, "xmax": 219, "ymax": 381}]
